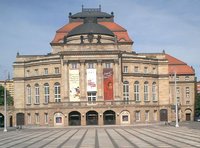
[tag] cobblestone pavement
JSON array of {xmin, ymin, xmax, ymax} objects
[{"xmin": 0, "ymin": 123, "xmax": 200, "ymax": 148}]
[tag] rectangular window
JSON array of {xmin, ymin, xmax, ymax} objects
[
  {"xmin": 176, "ymin": 76, "xmax": 179, "ymax": 81},
  {"xmin": 123, "ymin": 66, "xmax": 128, "ymax": 73},
  {"xmin": 35, "ymin": 85, "xmax": 40, "ymax": 104},
  {"xmin": 144, "ymin": 83, "xmax": 149, "ymax": 101},
  {"xmin": 35, "ymin": 113, "xmax": 39, "ymax": 124},
  {"xmin": 44, "ymin": 113, "xmax": 48, "ymax": 124},
  {"xmin": 88, "ymin": 63, "xmax": 94, "ymax": 69},
  {"xmin": 72, "ymin": 63, "xmax": 78, "ymax": 69},
  {"xmin": 56, "ymin": 117, "xmax": 62, "ymax": 123},
  {"xmin": 26, "ymin": 70, "xmax": 30, "ymax": 77},
  {"xmin": 122, "ymin": 115, "xmax": 128, "ymax": 121},
  {"xmin": 27, "ymin": 86, "xmax": 31, "ymax": 104},
  {"xmin": 176, "ymin": 87, "xmax": 180, "ymax": 94},
  {"xmin": 105, "ymin": 63, "xmax": 111, "ymax": 68},
  {"xmin": 186, "ymin": 101, "xmax": 190, "ymax": 104},
  {"xmin": 145, "ymin": 110, "xmax": 149, "ymax": 121},
  {"xmin": 87, "ymin": 92, "xmax": 97, "ymax": 104},
  {"xmin": 28, "ymin": 113, "xmax": 31, "ymax": 124},
  {"xmin": 55, "ymin": 67, "xmax": 60, "ymax": 74},
  {"xmin": 152, "ymin": 67, "xmax": 156, "ymax": 74},
  {"xmin": 152, "ymin": 83, "xmax": 157, "ymax": 101},
  {"xmin": 55, "ymin": 84, "xmax": 61, "ymax": 102},
  {"xmin": 44, "ymin": 68, "xmax": 48, "ymax": 75},
  {"xmin": 144, "ymin": 67, "xmax": 148, "ymax": 74},
  {"xmin": 186, "ymin": 87, "xmax": 190, "ymax": 98},
  {"xmin": 123, "ymin": 82, "xmax": 129, "ymax": 103},
  {"xmin": 35, "ymin": 69, "xmax": 39, "ymax": 76},
  {"xmin": 135, "ymin": 111, "xmax": 140, "ymax": 121},
  {"xmin": 134, "ymin": 82, "xmax": 140, "ymax": 101},
  {"xmin": 185, "ymin": 76, "xmax": 190, "ymax": 81},
  {"xmin": 134, "ymin": 66, "xmax": 139, "ymax": 73},
  {"xmin": 44, "ymin": 85, "xmax": 49, "ymax": 104},
  {"xmin": 177, "ymin": 97, "xmax": 180, "ymax": 103}
]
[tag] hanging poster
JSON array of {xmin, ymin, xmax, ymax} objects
[
  {"xmin": 103, "ymin": 68, "xmax": 113, "ymax": 100},
  {"xmin": 87, "ymin": 69, "xmax": 97, "ymax": 91},
  {"xmin": 69, "ymin": 70, "xmax": 80, "ymax": 101}
]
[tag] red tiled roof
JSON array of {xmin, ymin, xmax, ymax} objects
[
  {"xmin": 165, "ymin": 54, "xmax": 186, "ymax": 65},
  {"xmin": 99, "ymin": 22, "xmax": 126, "ymax": 32},
  {"xmin": 57, "ymin": 22, "xmax": 82, "ymax": 32},
  {"xmin": 165, "ymin": 54, "xmax": 194, "ymax": 75},
  {"xmin": 51, "ymin": 22, "xmax": 133, "ymax": 43}
]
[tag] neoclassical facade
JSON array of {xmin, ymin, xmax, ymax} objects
[{"xmin": 10, "ymin": 7, "xmax": 195, "ymax": 127}]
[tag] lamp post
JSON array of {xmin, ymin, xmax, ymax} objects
[
  {"xmin": 4, "ymin": 81, "xmax": 7, "ymax": 132},
  {"xmin": 174, "ymin": 72, "xmax": 179, "ymax": 127}
]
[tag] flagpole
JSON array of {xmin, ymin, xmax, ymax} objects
[
  {"xmin": 175, "ymin": 72, "xmax": 179, "ymax": 127},
  {"xmin": 4, "ymin": 80, "xmax": 7, "ymax": 132}
]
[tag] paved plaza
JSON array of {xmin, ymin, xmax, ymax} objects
[{"xmin": 0, "ymin": 122, "xmax": 200, "ymax": 148}]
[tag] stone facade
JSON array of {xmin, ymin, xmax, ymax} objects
[{"xmin": 1, "ymin": 7, "xmax": 195, "ymax": 127}]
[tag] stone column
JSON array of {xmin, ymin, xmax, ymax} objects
[
  {"xmin": 63, "ymin": 60, "xmax": 69, "ymax": 101},
  {"xmin": 80, "ymin": 60, "xmax": 86, "ymax": 100},
  {"xmin": 81, "ymin": 112, "xmax": 86, "ymax": 126},
  {"xmin": 97, "ymin": 60, "xmax": 103, "ymax": 101},
  {"xmin": 114, "ymin": 60, "xmax": 120, "ymax": 100}
]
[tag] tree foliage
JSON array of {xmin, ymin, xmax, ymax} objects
[
  {"xmin": 195, "ymin": 93, "xmax": 200, "ymax": 116},
  {"xmin": 0, "ymin": 85, "xmax": 14, "ymax": 106}
]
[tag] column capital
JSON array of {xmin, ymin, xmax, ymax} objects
[
  {"xmin": 97, "ymin": 60, "xmax": 102, "ymax": 64},
  {"xmin": 63, "ymin": 60, "xmax": 69, "ymax": 65},
  {"xmin": 114, "ymin": 59, "xmax": 119, "ymax": 64},
  {"xmin": 80, "ymin": 60, "xmax": 85, "ymax": 64}
]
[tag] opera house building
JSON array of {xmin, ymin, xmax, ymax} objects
[{"xmin": 12, "ymin": 7, "xmax": 195, "ymax": 127}]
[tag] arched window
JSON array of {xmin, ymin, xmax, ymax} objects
[
  {"xmin": 134, "ymin": 81, "xmax": 140, "ymax": 101},
  {"xmin": 35, "ymin": 84, "xmax": 40, "ymax": 104},
  {"xmin": 26, "ymin": 85, "xmax": 31, "ymax": 104},
  {"xmin": 123, "ymin": 81, "xmax": 129, "ymax": 103},
  {"xmin": 44, "ymin": 83, "xmax": 49, "ymax": 104},
  {"xmin": 54, "ymin": 82, "xmax": 61, "ymax": 102},
  {"xmin": 152, "ymin": 82, "xmax": 157, "ymax": 101},
  {"xmin": 144, "ymin": 81, "xmax": 149, "ymax": 101}
]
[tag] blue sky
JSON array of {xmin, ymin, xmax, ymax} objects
[{"xmin": 0, "ymin": 0, "xmax": 200, "ymax": 80}]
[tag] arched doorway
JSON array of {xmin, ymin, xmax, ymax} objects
[
  {"xmin": 16, "ymin": 113, "xmax": 25, "ymax": 126},
  {"xmin": 160, "ymin": 109, "xmax": 168, "ymax": 121},
  {"xmin": 86, "ymin": 110, "xmax": 98, "ymax": 125},
  {"xmin": 185, "ymin": 108, "xmax": 192, "ymax": 121},
  {"xmin": 69, "ymin": 111, "xmax": 81, "ymax": 126},
  {"xmin": 0, "ymin": 113, "xmax": 4, "ymax": 127},
  {"xmin": 103, "ymin": 110, "xmax": 116, "ymax": 125}
]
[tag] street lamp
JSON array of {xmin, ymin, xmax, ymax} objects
[
  {"xmin": 174, "ymin": 72, "xmax": 179, "ymax": 127},
  {"xmin": 4, "ymin": 81, "xmax": 7, "ymax": 132}
]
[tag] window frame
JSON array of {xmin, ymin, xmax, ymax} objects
[
  {"xmin": 44, "ymin": 83, "xmax": 50, "ymax": 104},
  {"xmin": 54, "ymin": 82, "xmax": 61, "ymax": 102},
  {"xmin": 134, "ymin": 81, "xmax": 140, "ymax": 101},
  {"xmin": 35, "ymin": 84, "xmax": 40, "ymax": 104},
  {"xmin": 144, "ymin": 81, "xmax": 149, "ymax": 101}
]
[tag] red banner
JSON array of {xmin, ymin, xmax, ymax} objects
[{"xmin": 103, "ymin": 68, "xmax": 113, "ymax": 100}]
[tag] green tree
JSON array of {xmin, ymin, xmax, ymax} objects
[
  {"xmin": 195, "ymin": 93, "xmax": 200, "ymax": 116},
  {"xmin": 0, "ymin": 85, "xmax": 14, "ymax": 106}
]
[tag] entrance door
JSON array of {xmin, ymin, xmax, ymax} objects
[
  {"xmin": 9, "ymin": 116, "xmax": 13, "ymax": 127},
  {"xmin": 103, "ymin": 110, "xmax": 116, "ymax": 125},
  {"xmin": 0, "ymin": 113, "xmax": 4, "ymax": 127},
  {"xmin": 160, "ymin": 109, "xmax": 168, "ymax": 121},
  {"xmin": 186, "ymin": 113, "xmax": 191, "ymax": 121},
  {"xmin": 16, "ymin": 113, "xmax": 25, "ymax": 126},
  {"xmin": 69, "ymin": 111, "xmax": 81, "ymax": 126},
  {"xmin": 86, "ymin": 111, "xmax": 98, "ymax": 125}
]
